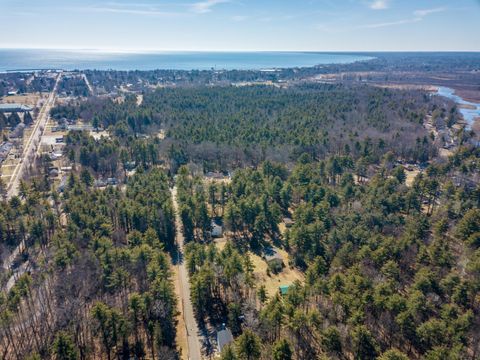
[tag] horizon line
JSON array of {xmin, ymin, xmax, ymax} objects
[{"xmin": 0, "ymin": 47, "xmax": 479, "ymax": 54}]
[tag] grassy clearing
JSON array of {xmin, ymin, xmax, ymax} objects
[
  {"xmin": 405, "ymin": 169, "xmax": 420, "ymax": 187},
  {"xmin": 1, "ymin": 93, "xmax": 44, "ymax": 107},
  {"xmin": 214, "ymin": 239, "xmax": 304, "ymax": 297},
  {"xmin": 249, "ymin": 249, "xmax": 304, "ymax": 297}
]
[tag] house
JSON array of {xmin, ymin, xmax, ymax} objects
[
  {"xmin": 50, "ymin": 152, "xmax": 63, "ymax": 160},
  {"xmin": 279, "ymin": 285, "xmax": 290, "ymax": 296},
  {"xmin": 124, "ymin": 161, "xmax": 136, "ymax": 171},
  {"xmin": 0, "ymin": 103, "xmax": 33, "ymax": 113},
  {"xmin": 216, "ymin": 325, "xmax": 234, "ymax": 353},
  {"xmin": 211, "ymin": 221, "xmax": 223, "ymax": 238},
  {"xmin": 205, "ymin": 171, "xmax": 225, "ymax": 180},
  {"xmin": 265, "ymin": 247, "xmax": 284, "ymax": 273},
  {"xmin": 67, "ymin": 124, "xmax": 93, "ymax": 132},
  {"xmin": 94, "ymin": 179, "xmax": 107, "ymax": 188},
  {"xmin": 106, "ymin": 178, "xmax": 118, "ymax": 186}
]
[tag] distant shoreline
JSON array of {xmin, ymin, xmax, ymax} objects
[{"xmin": 0, "ymin": 49, "xmax": 374, "ymax": 72}]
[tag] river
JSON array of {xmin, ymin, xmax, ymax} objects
[{"xmin": 436, "ymin": 87, "xmax": 480, "ymax": 129}]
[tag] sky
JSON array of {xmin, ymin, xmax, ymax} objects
[{"xmin": 0, "ymin": 0, "xmax": 479, "ymax": 51}]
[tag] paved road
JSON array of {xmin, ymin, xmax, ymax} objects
[
  {"xmin": 171, "ymin": 186, "xmax": 203, "ymax": 360},
  {"xmin": 81, "ymin": 73, "xmax": 93, "ymax": 95},
  {"xmin": 6, "ymin": 73, "xmax": 61, "ymax": 198},
  {"xmin": 2, "ymin": 73, "xmax": 61, "ymax": 289}
]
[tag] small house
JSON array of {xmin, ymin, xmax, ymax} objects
[
  {"xmin": 0, "ymin": 103, "xmax": 32, "ymax": 112},
  {"xmin": 106, "ymin": 178, "xmax": 118, "ymax": 186},
  {"xmin": 265, "ymin": 247, "xmax": 283, "ymax": 265},
  {"xmin": 265, "ymin": 247, "xmax": 284, "ymax": 273},
  {"xmin": 279, "ymin": 285, "xmax": 290, "ymax": 296},
  {"xmin": 50, "ymin": 152, "xmax": 63, "ymax": 160},
  {"xmin": 211, "ymin": 221, "xmax": 223, "ymax": 238},
  {"xmin": 94, "ymin": 179, "xmax": 107, "ymax": 188},
  {"xmin": 205, "ymin": 171, "xmax": 225, "ymax": 180},
  {"xmin": 217, "ymin": 325, "xmax": 233, "ymax": 353},
  {"xmin": 124, "ymin": 161, "xmax": 136, "ymax": 171}
]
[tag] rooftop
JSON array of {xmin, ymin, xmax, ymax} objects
[
  {"xmin": 0, "ymin": 103, "xmax": 33, "ymax": 112},
  {"xmin": 279, "ymin": 285, "xmax": 290, "ymax": 296},
  {"xmin": 265, "ymin": 247, "xmax": 283, "ymax": 262},
  {"xmin": 217, "ymin": 327, "xmax": 233, "ymax": 352}
]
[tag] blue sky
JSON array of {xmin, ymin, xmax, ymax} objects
[{"xmin": 0, "ymin": 0, "xmax": 479, "ymax": 51}]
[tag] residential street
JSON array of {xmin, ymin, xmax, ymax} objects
[
  {"xmin": 2, "ymin": 73, "xmax": 61, "ymax": 289},
  {"xmin": 171, "ymin": 186, "xmax": 203, "ymax": 360},
  {"xmin": 6, "ymin": 73, "xmax": 61, "ymax": 198}
]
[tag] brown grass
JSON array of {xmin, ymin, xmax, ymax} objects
[
  {"xmin": 213, "ymin": 238, "xmax": 304, "ymax": 297},
  {"xmin": 405, "ymin": 169, "xmax": 420, "ymax": 187},
  {"xmin": 1, "ymin": 93, "xmax": 44, "ymax": 107},
  {"xmin": 250, "ymin": 249, "xmax": 304, "ymax": 297}
]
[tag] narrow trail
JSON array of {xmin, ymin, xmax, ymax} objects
[{"xmin": 171, "ymin": 186, "xmax": 203, "ymax": 360}]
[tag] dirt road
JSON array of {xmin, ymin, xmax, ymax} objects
[{"xmin": 171, "ymin": 186, "xmax": 203, "ymax": 360}]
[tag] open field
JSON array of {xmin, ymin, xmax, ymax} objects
[
  {"xmin": 215, "ymin": 238, "xmax": 304, "ymax": 297},
  {"xmin": 456, "ymin": 89, "xmax": 480, "ymax": 103},
  {"xmin": 251, "ymin": 248, "xmax": 304, "ymax": 297},
  {"xmin": 1, "ymin": 93, "xmax": 46, "ymax": 107},
  {"xmin": 317, "ymin": 70, "xmax": 480, "ymax": 103},
  {"xmin": 405, "ymin": 168, "xmax": 421, "ymax": 187},
  {"xmin": 0, "ymin": 163, "xmax": 16, "ymax": 176}
]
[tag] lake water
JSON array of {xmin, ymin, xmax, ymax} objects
[
  {"xmin": 0, "ymin": 49, "xmax": 373, "ymax": 72},
  {"xmin": 436, "ymin": 87, "xmax": 480, "ymax": 129}
]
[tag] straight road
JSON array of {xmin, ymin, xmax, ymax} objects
[
  {"xmin": 6, "ymin": 73, "xmax": 61, "ymax": 198},
  {"xmin": 171, "ymin": 186, "xmax": 203, "ymax": 360},
  {"xmin": 2, "ymin": 73, "xmax": 61, "ymax": 288},
  {"xmin": 82, "ymin": 73, "xmax": 94, "ymax": 95}
]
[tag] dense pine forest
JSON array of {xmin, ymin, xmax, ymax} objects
[
  {"xmin": 1, "ymin": 170, "xmax": 178, "ymax": 359},
  {"xmin": 51, "ymin": 83, "xmax": 458, "ymax": 171},
  {"xmin": 1, "ymin": 75, "xmax": 479, "ymax": 360},
  {"xmin": 174, "ymin": 147, "xmax": 480, "ymax": 359}
]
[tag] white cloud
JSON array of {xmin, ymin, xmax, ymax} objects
[
  {"xmin": 78, "ymin": 3, "xmax": 185, "ymax": 17},
  {"xmin": 369, "ymin": 0, "xmax": 389, "ymax": 10},
  {"xmin": 359, "ymin": 17, "xmax": 421, "ymax": 29},
  {"xmin": 414, "ymin": 7, "xmax": 446, "ymax": 17},
  {"xmin": 190, "ymin": 0, "xmax": 229, "ymax": 14},
  {"xmin": 360, "ymin": 6, "xmax": 446, "ymax": 29}
]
